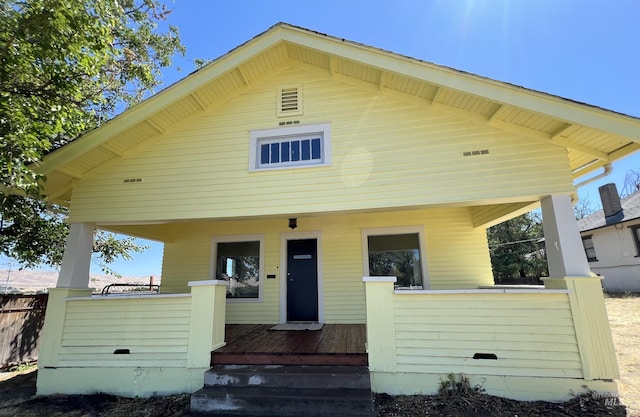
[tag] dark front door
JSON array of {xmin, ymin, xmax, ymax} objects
[{"xmin": 286, "ymin": 239, "xmax": 318, "ymax": 322}]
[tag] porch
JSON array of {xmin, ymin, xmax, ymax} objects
[{"xmin": 211, "ymin": 324, "xmax": 367, "ymax": 366}]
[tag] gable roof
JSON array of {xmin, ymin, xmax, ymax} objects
[
  {"xmin": 37, "ymin": 22, "xmax": 640, "ymax": 205},
  {"xmin": 578, "ymin": 190, "xmax": 640, "ymax": 232}
]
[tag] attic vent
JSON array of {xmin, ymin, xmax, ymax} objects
[
  {"xmin": 123, "ymin": 178, "xmax": 143, "ymax": 183},
  {"xmin": 278, "ymin": 120, "xmax": 301, "ymax": 126},
  {"xmin": 462, "ymin": 149, "xmax": 490, "ymax": 157},
  {"xmin": 277, "ymin": 85, "xmax": 303, "ymax": 117}
]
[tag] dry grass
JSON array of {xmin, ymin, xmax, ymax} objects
[{"xmin": 606, "ymin": 295, "xmax": 640, "ymax": 417}]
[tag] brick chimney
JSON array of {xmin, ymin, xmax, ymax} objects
[{"xmin": 598, "ymin": 183, "xmax": 624, "ymax": 225}]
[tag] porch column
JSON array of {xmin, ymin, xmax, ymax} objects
[
  {"xmin": 363, "ymin": 277, "xmax": 397, "ymax": 373},
  {"xmin": 56, "ymin": 222, "xmax": 95, "ymax": 288},
  {"xmin": 186, "ymin": 280, "xmax": 228, "ymax": 368},
  {"xmin": 540, "ymin": 195, "xmax": 590, "ymax": 278},
  {"xmin": 540, "ymin": 194, "xmax": 618, "ymax": 381}
]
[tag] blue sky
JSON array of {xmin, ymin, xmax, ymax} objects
[{"xmin": 4, "ymin": 0, "xmax": 639, "ymax": 277}]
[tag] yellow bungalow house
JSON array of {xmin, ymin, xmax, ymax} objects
[{"xmin": 35, "ymin": 23, "xmax": 639, "ymax": 404}]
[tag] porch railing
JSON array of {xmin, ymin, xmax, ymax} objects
[
  {"xmin": 363, "ymin": 277, "xmax": 581, "ymax": 380},
  {"xmin": 39, "ymin": 280, "xmax": 227, "ymax": 370}
]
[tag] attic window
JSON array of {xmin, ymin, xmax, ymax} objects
[
  {"xmin": 277, "ymin": 85, "xmax": 303, "ymax": 117},
  {"xmin": 249, "ymin": 123, "xmax": 331, "ymax": 171}
]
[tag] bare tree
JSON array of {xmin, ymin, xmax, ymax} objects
[
  {"xmin": 621, "ymin": 169, "xmax": 640, "ymax": 197},
  {"xmin": 574, "ymin": 194, "xmax": 598, "ymax": 220}
]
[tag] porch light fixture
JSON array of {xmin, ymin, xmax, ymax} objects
[{"xmin": 288, "ymin": 218, "xmax": 298, "ymax": 229}]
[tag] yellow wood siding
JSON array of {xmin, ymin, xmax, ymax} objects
[
  {"xmin": 160, "ymin": 207, "xmax": 493, "ymax": 323},
  {"xmin": 393, "ymin": 292, "xmax": 582, "ymax": 378},
  {"xmin": 549, "ymin": 278, "xmax": 619, "ymax": 379},
  {"xmin": 58, "ymin": 296, "xmax": 192, "ymax": 367},
  {"xmin": 67, "ymin": 66, "xmax": 574, "ymax": 224}
]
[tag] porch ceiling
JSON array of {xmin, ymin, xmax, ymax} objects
[{"xmin": 38, "ymin": 23, "xmax": 640, "ymax": 206}]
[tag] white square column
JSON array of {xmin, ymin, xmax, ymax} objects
[
  {"xmin": 56, "ymin": 222, "xmax": 95, "ymax": 289},
  {"xmin": 540, "ymin": 195, "xmax": 590, "ymax": 278}
]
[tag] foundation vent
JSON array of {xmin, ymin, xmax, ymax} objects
[
  {"xmin": 277, "ymin": 85, "xmax": 303, "ymax": 117},
  {"xmin": 462, "ymin": 149, "xmax": 490, "ymax": 157},
  {"xmin": 473, "ymin": 353, "xmax": 498, "ymax": 360},
  {"xmin": 123, "ymin": 178, "xmax": 143, "ymax": 183}
]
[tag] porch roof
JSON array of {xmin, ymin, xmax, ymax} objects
[{"xmin": 37, "ymin": 23, "xmax": 640, "ymax": 206}]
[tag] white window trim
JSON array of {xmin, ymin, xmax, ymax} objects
[
  {"xmin": 210, "ymin": 234, "xmax": 265, "ymax": 303},
  {"xmin": 279, "ymin": 231, "xmax": 324, "ymax": 324},
  {"xmin": 361, "ymin": 225, "xmax": 430, "ymax": 290},
  {"xmin": 249, "ymin": 123, "xmax": 332, "ymax": 172}
]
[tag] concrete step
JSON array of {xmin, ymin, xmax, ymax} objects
[
  {"xmin": 203, "ymin": 365, "xmax": 371, "ymax": 390},
  {"xmin": 190, "ymin": 386, "xmax": 374, "ymax": 417}
]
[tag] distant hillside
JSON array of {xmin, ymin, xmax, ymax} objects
[{"xmin": 0, "ymin": 269, "xmax": 160, "ymax": 294}]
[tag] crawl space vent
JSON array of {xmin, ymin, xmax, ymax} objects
[
  {"xmin": 277, "ymin": 85, "xmax": 303, "ymax": 117},
  {"xmin": 123, "ymin": 178, "xmax": 143, "ymax": 183},
  {"xmin": 462, "ymin": 149, "xmax": 490, "ymax": 157}
]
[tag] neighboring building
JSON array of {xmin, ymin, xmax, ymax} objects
[
  {"xmin": 579, "ymin": 183, "xmax": 640, "ymax": 292},
  {"xmin": 34, "ymin": 24, "xmax": 639, "ymax": 404}
]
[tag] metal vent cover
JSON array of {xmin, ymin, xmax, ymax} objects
[
  {"xmin": 462, "ymin": 149, "xmax": 490, "ymax": 157},
  {"xmin": 278, "ymin": 120, "xmax": 301, "ymax": 126}
]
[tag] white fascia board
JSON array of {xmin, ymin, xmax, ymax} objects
[{"xmin": 281, "ymin": 28, "xmax": 640, "ymax": 141}]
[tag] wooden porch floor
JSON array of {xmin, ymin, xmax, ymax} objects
[{"xmin": 211, "ymin": 324, "xmax": 368, "ymax": 366}]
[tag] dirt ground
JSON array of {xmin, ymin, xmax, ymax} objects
[
  {"xmin": 0, "ymin": 295, "xmax": 636, "ymax": 417},
  {"xmin": 606, "ymin": 295, "xmax": 640, "ymax": 417}
]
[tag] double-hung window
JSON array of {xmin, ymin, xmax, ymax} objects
[{"xmin": 249, "ymin": 123, "xmax": 331, "ymax": 171}]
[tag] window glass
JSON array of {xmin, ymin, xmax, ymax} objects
[
  {"xmin": 216, "ymin": 241, "xmax": 260, "ymax": 299},
  {"xmin": 270, "ymin": 143, "xmax": 280, "ymax": 163},
  {"xmin": 291, "ymin": 140, "xmax": 300, "ymax": 161},
  {"xmin": 250, "ymin": 123, "xmax": 331, "ymax": 171},
  {"xmin": 301, "ymin": 139, "xmax": 311, "ymax": 160},
  {"xmin": 281, "ymin": 142, "xmax": 290, "ymax": 162},
  {"xmin": 368, "ymin": 233, "xmax": 423, "ymax": 289},
  {"xmin": 258, "ymin": 137, "xmax": 322, "ymax": 166},
  {"xmin": 311, "ymin": 138, "xmax": 321, "ymax": 159},
  {"xmin": 260, "ymin": 144, "xmax": 269, "ymax": 165}
]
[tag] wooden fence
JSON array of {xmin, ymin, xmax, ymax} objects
[{"xmin": 0, "ymin": 294, "xmax": 48, "ymax": 369}]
